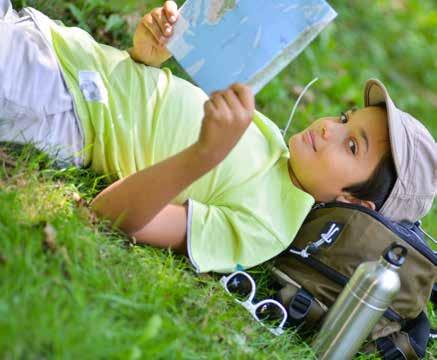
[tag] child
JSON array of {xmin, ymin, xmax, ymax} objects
[{"xmin": 1, "ymin": 1, "xmax": 435, "ymax": 273}]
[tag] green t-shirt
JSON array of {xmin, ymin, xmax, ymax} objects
[{"xmin": 34, "ymin": 10, "xmax": 315, "ymax": 273}]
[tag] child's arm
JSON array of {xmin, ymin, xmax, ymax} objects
[
  {"xmin": 128, "ymin": 1, "xmax": 179, "ymax": 67},
  {"xmin": 128, "ymin": 204, "xmax": 188, "ymax": 253},
  {"xmin": 90, "ymin": 83, "xmax": 255, "ymax": 238}
]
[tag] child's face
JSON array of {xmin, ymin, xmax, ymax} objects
[{"xmin": 288, "ymin": 106, "xmax": 390, "ymax": 203}]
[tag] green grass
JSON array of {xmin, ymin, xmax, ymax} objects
[
  {"xmin": 0, "ymin": 144, "xmax": 318, "ymax": 359},
  {"xmin": 3, "ymin": 0, "xmax": 437, "ymax": 358}
]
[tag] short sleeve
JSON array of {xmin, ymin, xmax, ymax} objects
[{"xmin": 186, "ymin": 198, "xmax": 286, "ymax": 273}]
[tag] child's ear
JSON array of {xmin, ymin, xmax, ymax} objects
[{"xmin": 335, "ymin": 194, "xmax": 376, "ymax": 211}]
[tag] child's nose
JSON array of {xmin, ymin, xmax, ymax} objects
[{"xmin": 321, "ymin": 119, "xmax": 338, "ymax": 140}]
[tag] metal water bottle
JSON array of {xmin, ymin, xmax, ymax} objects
[{"xmin": 312, "ymin": 243, "xmax": 407, "ymax": 360}]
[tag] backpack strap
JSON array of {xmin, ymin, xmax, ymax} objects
[
  {"xmin": 402, "ymin": 311, "xmax": 430, "ymax": 358},
  {"xmin": 414, "ymin": 222, "xmax": 437, "ymax": 306},
  {"xmin": 369, "ymin": 311, "xmax": 430, "ymax": 360},
  {"xmin": 375, "ymin": 336, "xmax": 407, "ymax": 360},
  {"xmin": 431, "ymin": 283, "xmax": 437, "ymax": 304},
  {"xmin": 273, "ymin": 267, "xmax": 327, "ymax": 330}
]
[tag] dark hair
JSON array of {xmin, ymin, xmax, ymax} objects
[{"xmin": 342, "ymin": 151, "xmax": 397, "ymax": 211}]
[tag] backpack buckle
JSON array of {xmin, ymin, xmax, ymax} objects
[
  {"xmin": 376, "ymin": 337, "xmax": 407, "ymax": 360},
  {"xmin": 287, "ymin": 288, "xmax": 313, "ymax": 327}
]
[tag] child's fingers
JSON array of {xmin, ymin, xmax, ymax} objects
[
  {"xmin": 142, "ymin": 13, "xmax": 162, "ymax": 44},
  {"xmin": 230, "ymin": 83, "xmax": 254, "ymax": 111},
  {"xmin": 210, "ymin": 93, "xmax": 231, "ymax": 120},
  {"xmin": 163, "ymin": 1, "xmax": 179, "ymax": 23},
  {"xmin": 222, "ymin": 89, "xmax": 244, "ymax": 114},
  {"xmin": 204, "ymin": 99, "xmax": 217, "ymax": 116},
  {"xmin": 149, "ymin": 8, "xmax": 169, "ymax": 41}
]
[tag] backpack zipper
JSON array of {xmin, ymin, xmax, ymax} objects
[
  {"xmin": 288, "ymin": 248, "xmax": 404, "ymax": 324},
  {"xmin": 312, "ymin": 202, "xmax": 437, "ymax": 265}
]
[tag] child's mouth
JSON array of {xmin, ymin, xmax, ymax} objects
[{"xmin": 304, "ymin": 130, "xmax": 317, "ymax": 152}]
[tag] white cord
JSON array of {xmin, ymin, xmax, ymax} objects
[
  {"xmin": 281, "ymin": 77, "xmax": 319, "ymax": 137},
  {"xmin": 420, "ymin": 226, "xmax": 437, "ymax": 245}
]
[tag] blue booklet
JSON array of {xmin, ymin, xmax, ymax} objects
[{"xmin": 167, "ymin": 0, "xmax": 337, "ymax": 95}]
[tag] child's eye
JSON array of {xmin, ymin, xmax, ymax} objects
[
  {"xmin": 340, "ymin": 112, "xmax": 348, "ymax": 124},
  {"xmin": 348, "ymin": 139, "xmax": 357, "ymax": 155}
]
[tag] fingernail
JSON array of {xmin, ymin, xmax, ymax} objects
[
  {"xmin": 165, "ymin": 27, "xmax": 171, "ymax": 35},
  {"xmin": 170, "ymin": 15, "xmax": 176, "ymax": 22}
]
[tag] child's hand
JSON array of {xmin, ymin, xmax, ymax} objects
[
  {"xmin": 129, "ymin": 1, "xmax": 179, "ymax": 67},
  {"xmin": 196, "ymin": 84, "xmax": 255, "ymax": 164}
]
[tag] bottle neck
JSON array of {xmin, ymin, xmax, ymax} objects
[{"xmin": 380, "ymin": 257, "xmax": 400, "ymax": 271}]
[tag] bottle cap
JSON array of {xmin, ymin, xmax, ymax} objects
[{"xmin": 383, "ymin": 243, "xmax": 408, "ymax": 267}]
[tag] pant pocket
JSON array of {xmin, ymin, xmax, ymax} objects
[{"xmin": 0, "ymin": 96, "xmax": 43, "ymax": 144}]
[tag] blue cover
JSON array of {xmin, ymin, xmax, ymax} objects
[{"xmin": 167, "ymin": 0, "xmax": 337, "ymax": 94}]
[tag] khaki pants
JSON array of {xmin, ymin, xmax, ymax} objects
[{"xmin": 0, "ymin": 0, "xmax": 84, "ymax": 166}]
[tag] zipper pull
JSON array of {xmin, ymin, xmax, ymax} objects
[
  {"xmin": 312, "ymin": 202, "xmax": 326, "ymax": 211},
  {"xmin": 306, "ymin": 223, "xmax": 340, "ymax": 254},
  {"xmin": 289, "ymin": 223, "xmax": 342, "ymax": 259},
  {"xmin": 289, "ymin": 247, "xmax": 310, "ymax": 258}
]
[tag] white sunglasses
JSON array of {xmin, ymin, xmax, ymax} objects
[{"xmin": 220, "ymin": 271, "xmax": 288, "ymax": 336}]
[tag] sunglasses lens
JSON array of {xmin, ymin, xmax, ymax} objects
[
  {"xmin": 226, "ymin": 273, "xmax": 253, "ymax": 301},
  {"xmin": 255, "ymin": 302, "xmax": 285, "ymax": 326}
]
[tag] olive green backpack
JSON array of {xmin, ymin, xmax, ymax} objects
[{"xmin": 270, "ymin": 202, "xmax": 437, "ymax": 359}]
